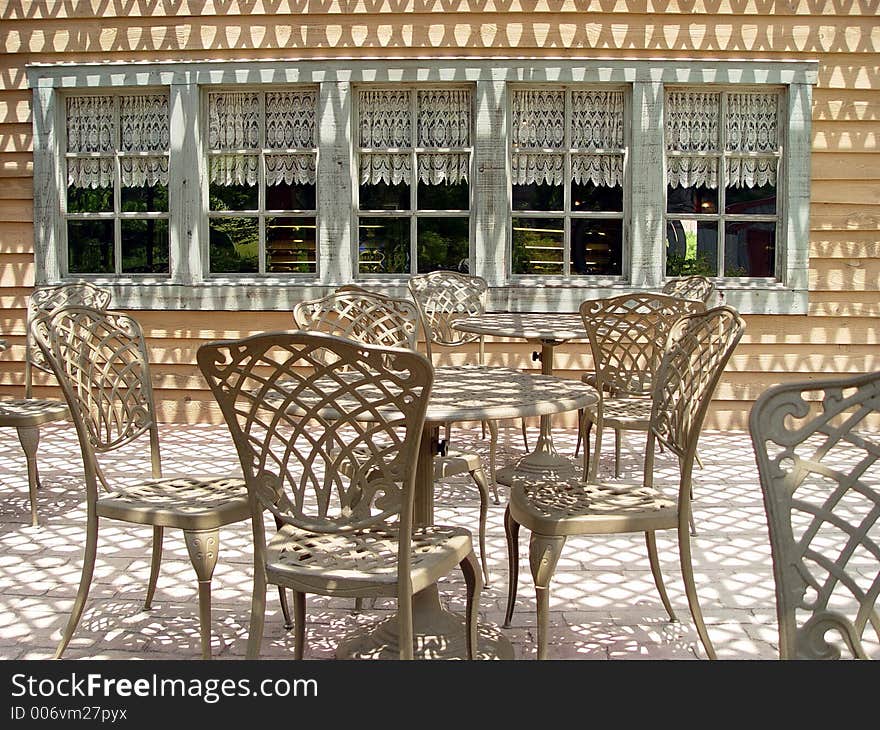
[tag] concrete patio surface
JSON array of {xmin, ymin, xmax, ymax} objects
[{"xmin": 0, "ymin": 419, "xmax": 785, "ymax": 661}]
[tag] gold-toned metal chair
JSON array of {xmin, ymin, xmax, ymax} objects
[
  {"xmin": 750, "ymin": 371, "xmax": 880, "ymax": 659},
  {"xmin": 0, "ymin": 282, "xmax": 111, "ymax": 526},
  {"xmin": 33, "ymin": 305, "xmax": 250, "ymax": 659},
  {"xmin": 662, "ymin": 275, "xmax": 716, "ymax": 305},
  {"xmin": 504, "ymin": 305, "xmax": 745, "ymax": 659},
  {"xmin": 576, "ymin": 292, "xmax": 705, "ymax": 480},
  {"xmin": 198, "ymin": 330, "xmax": 481, "ymax": 660},
  {"xmin": 293, "ymin": 288, "xmax": 494, "ymax": 585}
]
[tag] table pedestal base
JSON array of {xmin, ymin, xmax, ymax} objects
[{"xmin": 335, "ymin": 585, "xmax": 513, "ymax": 660}]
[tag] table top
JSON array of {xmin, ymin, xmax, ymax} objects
[{"xmin": 452, "ymin": 313, "xmax": 587, "ymax": 342}]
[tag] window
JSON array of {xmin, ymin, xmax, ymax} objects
[
  {"xmin": 665, "ymin": 89, "xmax": 781, "ymax": 278},
  {"xmin": 357, "ymin": 87, "xmax": 472, "ymax": 275},
  {"xmin": 206, "ymin": 89, "xmax": 318, "ymax": 274},
  {"xmin": 510, "ymin": 88, "xmax": 626, "ymax": 278},
  {"xmin": 64, "ymin": 93, "xmax": 170, "ymax": 275}
]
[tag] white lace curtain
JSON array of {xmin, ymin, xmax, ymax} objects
[
  {"xmin": 511, "ymin": 89, "xmax": 624, "ymax": 187},
  {"xmin": 67, "ymin": 94, "xmax": 169, "ymax": 188},
  {"xmin": 208, "ymin": 90, "xmax": 317, "ymax": 186},
  {"xmin": 359, "ymin": 89, "xmax": 471, "ymax": 185},
  {"xmin": 666, "ymin": 90, "xmax": 778, "ymax": 189}
]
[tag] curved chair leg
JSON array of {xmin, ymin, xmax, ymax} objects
[
  {"xmin": 486, "ymin": 419, "xmax": 500, "ymax": 504},
  {"xmin": 398, "ymin": 592, "xmax": 414, "ymax": 661},
  {"xmin": 574, "ymin": 408, "xmax": 584, "ymax": 457},
  {"xmin": 503, "ymin": 505, "xmax": 520, "ymax": 628},
  {"xmin": 16, "ymin": 425, "xmax": 41, "ymax": 527},
  {"xmin": 678, "ymin": 521, "xmax": 716, "ymax": 659},
  {"xmin": 582, "ymin": 420, "xmax": 593, "ymax": 480},
  {"xmin": 645, "ymin": 530, "xmax": 677, "ymax": 622},
  {"xmin": 54, "ymin": 510, "xmax": 99, "ymax": 659},
  {"xmin": 271, "ymin": 516, "xmax": 294, "ymax": 629},
  {"xmin": 292, "ymin": 591, "xmax": 306, "ymax": 660},
  {"xmin": 144, "ymin": 526, "xmax": 163, "ymax": 610},
  {"xmin": 481, "ymin": 419, "xmax": 487, "ymax": 440},
  {"xmin": 529, "ymin": 533, "xmax": 566, "ymax": 660},
  {"xmin": 520, "ymin": 419, "xmax": 530, "ymax": 451},
  {"xmin": 459, "ymin": 550, "xmax": 482, "ymax": 660},
  {"xmin": 184, "ymin": 528, "xmax": 220, "ymax": 660},
  {"xmin": 247, "ymin": 566, "xmax": 267, "ymax": 660},
  {"xmin": 589, "ymin": 422, "xmax": 604, "ymax": 482},
  {"xmin": 614, "ymin": 429, "xmax": 622, "ymax": 478},
  {"xmin": 468, "ymin": 466, "xmax": 492, "ymax": 587}
]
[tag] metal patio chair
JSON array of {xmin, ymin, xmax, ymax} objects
[
  {"xmin": 33, "ymin": 305, "xmax": 250, "ymax": 659},
  {"xmin": 504, "ymin": 305, "xmax": 745, "ymax": 659},
  {"xmin": 198, "ymin": 330, "xmax": 481, "ymax": 659},
  {"xmin": 662, "ymin": 275, "xmax": 716, "ymax": 305},
  {"xmin": 0, "ymin": 282, "xmax": 111, "ymax": 526},
  {"xmin": 750, "ymin": 370, "xmax": 880, "ymax": 659}
]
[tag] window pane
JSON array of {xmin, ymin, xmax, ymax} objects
[
  {"xmin": 571, "ymin": 219, "xmax": 623, "ymax": 276},
  {"xmin": 121, "ymin": 219, "xmax": 169, "ymax": 273},
  {"xmin": 67, "ymin": 186, "xmax": 112, "ymax": 214},
  {"xmin": 266, "ymin": 181, "xmax": 316, "ymax": 211},
  {"xmin": 725, "ymin": 183, "xmax": 777, "ymax": 215},
  {"xmin": 210, "ymin": 183, "xmax": 258, "ymax": 211},
  {"xmin": 666, "ymin": 220, "xmax": 718, "ymax": 276},
  {"xmin": 209, "ymin": 217, "xmax": 259, "ymax": 273},
  {"xmin": 358, "ymin": 217, "xmax": 410, "ymax": 274},
  {"xmin": 359, "ymin": 181, "xmax": 410, "ymax": 211},
  {"xmin": 121, "ymin": 185, "xmax": 168, "ymax": 213},
  {"xmin": 571, "ymin": 181, "xmax": 623, "ymax": 212},
  {"xmin": 512, "ymin": 183, "xmax": 563, "ymax": 211},
  {"xmin": 68, "ymin": 220, "xmax": 114, "ymax": 274},
  {"xmin": 512, "ymin": 217, "xmax": 564, "ymax": 275},
  {"xmin": 667, "ymin": 184, "xmax": 718, "ymax": 214},
  {"xmin": 417, "ymin": 180, "xmax": 469, "ymax": 210},
  {"xmin": 266, "ymin": 217, "xmax": 317, "ymax": 274},
  {"xmin": 417, "ymin": 217, "xmax": 469, "ymax": 273},
  {"xmin": 725, "ymin": 221, "xmax": 775, "ymax": 277}
]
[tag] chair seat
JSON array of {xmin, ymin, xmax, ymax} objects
[
  {"xmin": 434, "ymin": 448, "xmax": 482, "ymax": 479},
  {"xmin": 265, "ymin": 523, "xmax": 474, "ymax": 597},
  {"xmin": 96, "ymin": 475, "xmax": 250, "ymax": 531},
  {"xmin": 584, "ymin": 396, "xmax": 652, "ymax": 429},
  {"xmin": 0, "ymin": 398, "xmax": 69, "ymax": 428},
  {"xmin": 508, "ymin": 475, "xmax": 677, "ymax": 536}
]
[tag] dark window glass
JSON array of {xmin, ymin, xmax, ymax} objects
[
  {"xmin": 666, "ymin": 220, "xmax": 718, "ymax": 277},
  {"xmin": 266, "ymin": 217, "xmax": 317, "ymax": 274},
  {"xmin": 209, "ymin": 217, "xmax": 259, "ymax": 273},
  {"xmin": 121, "ymin": 185, "xmax": 168, "ymax": 213},
  {"xmin": 725, "ymin": 183, "xmax": 777, "ymax": 215},
  {"xmin": 570, "ymin": 219, "xmax": 623, "ymax": 276},
  {"xmin": 266, "ymin": 181, "xmax": 316, "ymax": 211},
  {"xmin": 512, "ymin": 183, "xmax": 563, "ymax": 211},
  {"xmin": 68, "ymin": 220, "xmax": 114, "ymax": 274},
  {"xmin": 358, "ymin": 217, "xmax": 410, "ymax": 274},
  {"xmin": 67, "ymin": 186, "xmax": 112, "ymax": 214},
  {"xmin": 666, "ymin": 184, "xmax": 718, "ymax": 214},
  {"xmin": 571, "ymin": 181, "xmax": 623, "ymax": 212},
  {"xmin": 121, "ymin": 219, "xmax": 169, "ymax": 273},
  {"xmin": 512, "ymin": 217, "xmax": 564, "ymax": 275},
  {"xmin": 417, "ymin": 180, "xmax": 469, "ymax": 210},
  {"xmin": 417, "ymin": 217, "xmax": 469, "ymax": 273},
  {"xmin": 359, "ymin": 181, "xmax": 410, "ymax": 211},
  {"xmin": 725, "ymin": 221, "xmax": 775, "ymax": 277},
  {"xmin": 210, "ymin": 183, "xmax": 258, "ymax": 211}
]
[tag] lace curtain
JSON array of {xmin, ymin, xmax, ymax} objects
[
  {"xmin": 208, "ymin": 90, "xmax": 317, "ymax": 186},
  {"xmin": 666, "ymin": 90, "xmax": 778, "ymax": 189},
  {"xmin": 67, "ymin": 94, "xmax": 169, "ymax": 188},
  {"xmin": 359, "ymin": 89, "xmax": 471, "ymax": 185},
  {"xmin": 511, "ymin": 89, "xmax": 624, "ymax": 187}
]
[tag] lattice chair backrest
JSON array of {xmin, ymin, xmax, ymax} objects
[
  {"xmin": 32, "ymin": 306, "xmax": 159, "ymax": 465},
  {"xmin": 293, "ymin": 291, "xmax": 419, "ymax": 362},
  {"xmin": 749, "ymin": 371, "xmax": 880, "ymax": 659},
  {"xmin": 579, "ymin": 293, "xmax": 706, "ymax": 397},
  {"xmin": 662, "ymin": 275, "xmax": 715, "ymax": 305},
  {"xmin": 198, "ymin": 331, "xmax": 432, "ymax": 537},
  {"xmin": 26, "ymin": 282, "xmax": 112, "ymax": 395},
  {"xmin": 650, "ymin": 305, "xmax": 744, "ymax": 464},
  {"xmin": 408, "ymin": 271, "xmax": 488, "ymax": 353}
]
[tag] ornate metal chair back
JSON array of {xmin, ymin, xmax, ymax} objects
[
  {"xmin": 408, "ymin": 271, "xmax": 488, "ymax": 357},
  {"xmin": 662, "ymin": 275, "xmax": 715, "ymax": 305}
]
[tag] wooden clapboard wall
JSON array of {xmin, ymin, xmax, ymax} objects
[{"xmin": 0, "ymin": 1, "xmax": 877, "ymax": 429}]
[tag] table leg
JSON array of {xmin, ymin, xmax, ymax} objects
[{"xmin": 336, "ymin": 426, "xmax": 513, "ymax": 659}]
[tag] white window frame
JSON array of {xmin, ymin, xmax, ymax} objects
[{"xmin": 28, "ymin": 57, "xmax": 817, "ymax": 314}]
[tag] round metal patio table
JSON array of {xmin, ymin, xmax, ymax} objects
[{"xmin": 335, "ymin": 363, "xmax": 597, "ymax": 660}]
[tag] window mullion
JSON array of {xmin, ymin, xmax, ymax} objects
[
  {"xmin": 113, "ymin": 95, "xmax": 122, "ymax": 275},
  {"xmin": 717, "ymin": 91, "xmax": 727, "ymax": 277},
  {"xmin": 563, "ymin": 87, "xmax": 572, "ymax": 277}
]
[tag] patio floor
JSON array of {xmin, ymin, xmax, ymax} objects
[{"xmin": 0, "ymin": 419, "xmax": 782, "ymax": 661}]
